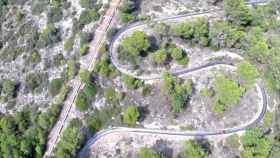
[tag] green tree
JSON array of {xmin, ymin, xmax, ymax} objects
[
  {"xmin": 266, "ymin": 48, "xmax": 280, "ymax": 90},
  {"xmin": 121, "ymin": 31, "xmax": 150, "ymax": 56},
  {"xmin": 153, "ymin": 49, "xmax": 167, "ymax": 65},
  {"xmin": 54, "ymin": 119, "xmax": 84, "ymax": 158},
  {"xmin": 137, "ymin": 147, "xmax": 163, "ymax": 158},
  {"xmin": 83, "ymin": 83, "xmax": 97, "ymax": 98},
  {"xmin": 171, "ymin": 93, "xmax": 186, "ymax": 113},
  {"xmin": 37, "ymin": 24, "xmax": 60, "ymax": 48},
  {"xmin": 241, "ymin": 128, "xmax": 271, "ymax": 158},
  {"xmin": 209, "ymin": 21, "xmax": 245, "ymax": 49},
  {"xmin": 25, "ymin": 73, "xmax": 43, "ymax": 92},
  {"xmin": 193, "ymin": 18, "xmax": 209, "ymax": 46},
  {"xmin": 171, "ymin": 22, "xmax": 194, "ymax": 39},
  {"xmin": 122, "ymin": 105, "xmax": 140, "ymax": 126},
  {"xmin": 182, "ymin": 140, "xmax": 209, "ymax": 158},
  {"xmin": 79, "ymin": 9, "xmax": 100, "ymax": 27},
  {"xmin": 224, "ymin": 0, "xmax": 252, "ymax": 26},
  {"xmin": 237, "ymin": 61, "xmax": 260, "ymax": 87},
  {"xmin": 245, "ymin": 27, "xmax": 269, "ymax": 63},
  {"xmin": 75, "ymin": 91, "xmax": 88, "ymax": 111},
  {"xmin": 2, "ymin": 80, "xmax": 17, "ymax": 98},
  {"xmin": 122, "ymin": 75, "xmax": 142, "ymax": 89},
  {"xmin": 161, "ymin": 72, "xmax": 176, "ymax": 95},
  {"xmin": 66, "ymin": 59, "xmax": 79, "ymax": 80},
  {"xmin": 95, "ymin": 55, "xmax": 115, "ymax": 78},
  {"xmin": 48, "ymin": 78, "xmax": 64, "ymax": 97},
  {"xmin": 213, "ymin": 75, "xmax": 245, "ymax": 112},
  {"xmin": 79, "ymin": 69, "xmax": 91, "ymax": 83}
]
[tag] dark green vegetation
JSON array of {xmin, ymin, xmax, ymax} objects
[
  {"xmin": 161, "ymin": 73, "xmax": 193, "ymax": 113},
  {"xmin": 48, "ymin": 78, "xmax": 64, "ymax": 97},
  {"xmin": 0, "ymin": 103, "xmax": 64, "ymax": 157},
  {"xmin": 54, "ymin": 119, "xmax": 85, "ymax": 158},
  {"xmin": 119, "ymin": 30, "xmax": 189, "ymax": 69},
  {"xmin": 119, "ymin": 0, "xmax": 139, "ymax": 23}
]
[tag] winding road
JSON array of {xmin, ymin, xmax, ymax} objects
[{"xmin": 79, "ymin": 1, "xmax": 270, "ymax": 157}]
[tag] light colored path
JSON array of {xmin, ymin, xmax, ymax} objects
[{"xmin": 44, "ymin": 0, "xmax": 121, "ymax": 157}]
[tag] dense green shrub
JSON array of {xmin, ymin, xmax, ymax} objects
[
  {"xmin": 79, "ymin": 69, "xmax": 91, "ymax": 84},
  {"xmin": 75, "ymin": 91, "xmax": 88, "ymax": 111},
  {"xmin": 213, "ymin": 75, "xmax": 245, "ymax": 113},
  {"xmin": 83, "ymin": 83, "xmax": 97, "ymax": 98},
  {"xmin": 64, "ymin": 36, "xmax": 75, "ymax": 52},
  {"xmin": 37, "ymin": 24, "xmax": 60, "ymax": 48},
  {"xmin": 241, "ymin": 128, "xmax": 271, "ymax": 158},
  {"xmin": 2, "ymin": 80, "xmax": 18, "ymax": 98},
  {"xmin": 244, "ymin": 27, "xmax": 269, "ymax": 63},
  {"xmin": 95, "ymin": 55, "xmax": 116, "ymax": 78},
  {"xmin": 25, "ymin": 73, "xmax": 43, "ymax": 92},
  {"xmin": 153, "ymin": 49, "xmax": 167, "ymax": 65},
  {"xmin": 79, "ymin": 44, "xmax": 89, "ymax": 56},
  {"xmin": 224, "ymin": 0, "xmax": 252, "ymax": 26},
  {"xmin": 54, "ymin": 119, "xmax": 85, "ymax": 158},
  {"xmin": 209, "ymin": 21, "xmax": 245, "ymax": 49},
  {"xmin": 122, "ymin": 75, "xmax": 143, "ymax": 89},
  {"xmin": 237, "ymin": 61, "xmax": 260, "ymax": 87},
  {"xmin": 79, "ymin": 9, "xmax": 100, "ymax": 28},
  {"xmin": 66, "ymin": 60, "xmax": 79, "ymax": 80},
  {"xmin": 79, "ymin": 32, "xmax": 93, "ymax": 46},
  {"xmin": 48, "ymin": 78, "xmax": 64, "ymax": 97},
  {"xmin": 121, "ymin": 31, "xmax": 150, "ymax": 56},
  {"xmin": 122, "ymin": 105, "xmax": 140, "ymax": 126},
  {"xmin": 182, "ymin": 140, "xmax": 209, "ymax": 158},
  {"xmin": 47, "ymin": 5, "xmax": 63, "ymax": 23},
  {"xmin": 86, "ymin": 105, "xmax": 121, "ymax": 133}
]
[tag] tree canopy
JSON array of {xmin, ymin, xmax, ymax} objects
[
  {"xmin": 121, "ymin": 31, "xmax": 150, "ymax": 56},
  {"xmin": 224, "ymin": 0, "xmax": 252, "ymax": 26},
  {"xmin": 182, "ymin": 140, "xmax": 209, "ymax": 158},
  {"xmin": 213, "ymin": 75, "xmax": 245, "ymax": 113},
  {"xmin": 122, "ymin": 105, "xmax": 140, "ymax": 126}
]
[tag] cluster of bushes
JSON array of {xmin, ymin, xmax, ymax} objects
[
  {"xmin": 75, "ymin": 69, "xmax": 98, "ymax": 111},
  {"xmin": 241, "ymin": 128, "xmax": 271, "ymax": 158},
  {"xmin": 152, "ymin": 45, "xmax": 189, "ymax": 66},
  {"xmin": 171, "ymin": 18, "xmax": 209, "ymax": 46},
  {"xmin": 119, "ymin": 0, "xmax": 138, "ymax": 23},
  {"xmin": 0, "ymin": 102, "xmax": 64, "ymax": 157},
  {"xmin": 86, "ymin": 104, "xmax": 122, "ymax": 133},
  {"xmin": 54, "ymin": 119, "xmax": 85, "ymax": 158},
  {"xmin": 95, "ymin": 54, "xmax": 116, "ymax": 78},
  {"xmin": 122, "ymin": 105, "xmax": 140, "ymax": 126},
  {"xmin": 37, "ymin": 24, "xmax": 61, "ymax": 48},
  {"xmin": 212, "ymin": 75, "xmax": 245, "ymax": 113},
  {"xmin": 119, "ymin": 31, "xmax": 151, "ymax": 65},
  {"xmin": 79, "ymin": 9, "xmax": 100, "ymax": 28},
  {"xmin": 48, "ymin": 78, "xmax": 64, "ymax": 97},
  {"xmin": 161, "ymin": 73, "xmax": 193, "ymax": 113},
  {"xmin": 25, "ymin": 72, "xmax": 47, "ymax": 93}
]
